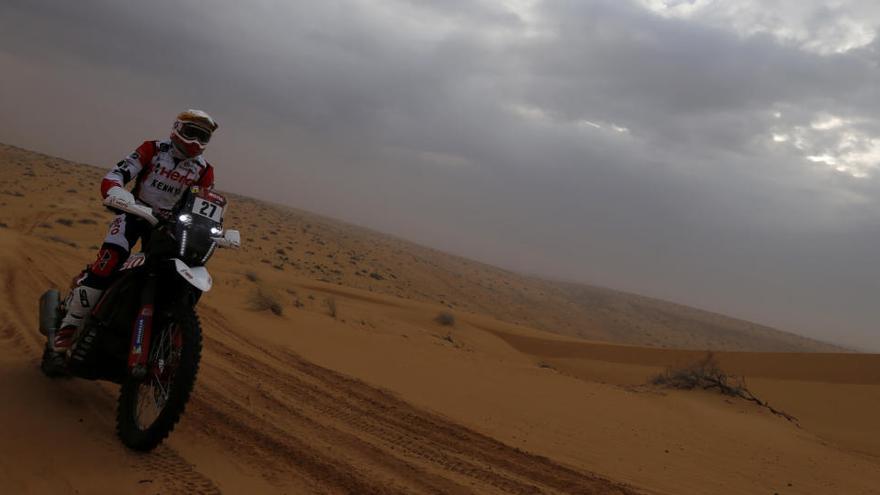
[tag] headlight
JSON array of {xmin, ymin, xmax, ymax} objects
[
  {"xmin": 210, "ymin": 226, "xmax": 223, "ymax": 235},
  {"xmin": 178, "ymin": 214, "xmax": 193, "ymax": 224}
]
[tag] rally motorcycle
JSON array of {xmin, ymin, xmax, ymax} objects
[{"xmin": 38, "ymin": 186, "xmax": 240, "ymax": 451}]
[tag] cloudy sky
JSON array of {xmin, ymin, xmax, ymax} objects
[{"xmin": 1, "ymin": 0, "xmax": 879, "ymax": 350}]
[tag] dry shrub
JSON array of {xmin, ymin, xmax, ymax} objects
[
  {"xmin": 651, "ymin": 353, "xmax": 745, "ymax": 395},
  {"xmin": 651, "ymin": 353, "xmax": 799, "ymax": 424},
  {"xmin": 245, "ymin": 271, "xmax": 259, "ymax": 282},
  {"xmin": 55, "ymin": 218, "xmax": 74, "ymax": 227},
  {"xmin": 435, "ymin": 312, "xmax": 455, "ymax": 326},
  {"xmin": 250, "ymin": 288, "xmax": 283, "ymax": 316},
  {"xmin": 46, "ymin": 236, "xmax": 77, "ymax": 248}
]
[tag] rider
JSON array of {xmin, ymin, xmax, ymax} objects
[{"xmin": 53, "ymin": 109, "xmax": 219, "ymax": 354}]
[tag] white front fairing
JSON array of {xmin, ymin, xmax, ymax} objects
[{"xmin": 173, "ymin": 258, "xmax": 212, "ymax": 292}]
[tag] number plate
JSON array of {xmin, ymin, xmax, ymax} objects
[{"xmin": 192, "ymin": 198, "xmax": 223, "ymax": 221}]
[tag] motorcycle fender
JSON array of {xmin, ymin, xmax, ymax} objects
[{"xmin": 172, "ymin": 258, "xmax": 212, "ymax": 292}]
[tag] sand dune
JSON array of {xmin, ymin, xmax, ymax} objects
[{"xmin": 1, "ymin": 143, "xmax": 879, "ymax": 494}]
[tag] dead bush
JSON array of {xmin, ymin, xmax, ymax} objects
[
  {"xmin": 435, "ymin": 312, "xmax": 456, "ymax": 326},
  {"xmin": 245, "ymin": 271, "xmax": 259, "ymax": 282},
  {"xmin": 651, "ymin": 353, "xmax": 745, "ymax": 395},
  {"xmin": 55, "ymin": 218, "xmax": 74, "ymax": 227},
  {"xmin": 651, "ymin": 353, "xmax": 799, "ymax": 424},
  {"xmin": 250, "ymin": 288, "xmax": 283, "ymax": 316}
]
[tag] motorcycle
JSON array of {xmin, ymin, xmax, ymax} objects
[{"xmin": 37, "ymin": 186, "xmax": 241, "ymax": 451}]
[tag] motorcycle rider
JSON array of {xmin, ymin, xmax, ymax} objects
[{"xmin": 53, "ymin": 109, "xmax": 219, "ymax": 354}]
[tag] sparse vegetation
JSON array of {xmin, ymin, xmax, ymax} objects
[
  {"xmin": 651, "ymin": 353, "xmax": 743, "ymax": 393},
  {"xmin": 0, "ymin": 222, "xmax": 7, "ymax": 228},
  {"xmin": 651, "ymin": 353, "xmax": 799, "ymax": 425},
  {"xmin": 250, "ymin": 288, "xmax": 283, "ymax": 316},
  {"xmin": 46, "ymin": 236, "xmax": 78, "ymax": 248},
  {"xmin": 55, "ymin": 218, "xmax": 74, "ymax": 227},
  {"xmin": 245, "ymin": 271, "xmax": 259, "ymax": 282},
  {"xmin": 435, "ymin": 312, "xmax": 456, "ymax": 326},
  {"xmin": 77, "ymin": 218, "xmax": 98, "ymax": 225}
]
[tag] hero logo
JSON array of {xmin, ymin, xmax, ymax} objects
[{"xmin": 149, "ymin": 164, "xmax": 199, "ymax": 196}]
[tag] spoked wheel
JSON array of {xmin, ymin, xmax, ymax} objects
[{"xmin": 116, "ymin": 313, "xmax": 202, "ymax": 451}]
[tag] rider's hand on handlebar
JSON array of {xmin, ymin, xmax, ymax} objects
[
  {"xmin": 103, "ymin": 187, "xmax": 159, "ymax": 225},
  {"xmin": 104, "ymin": 186, "xmax": 136, "ymax": 210}
]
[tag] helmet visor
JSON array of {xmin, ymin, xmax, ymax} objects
[{"xmin": 178, "ymin": 122, "xmax": 212, "ymax": 144}]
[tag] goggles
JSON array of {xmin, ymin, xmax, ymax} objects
[{"xmin": 177, "ymin": 122, "xmax": 212, "ymax": 144}]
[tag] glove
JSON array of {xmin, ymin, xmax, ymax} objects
[
  {"xmin": 103, "ymin": 186, "xmax": 136, "ymax": 210},
  {"xmin": 215, "ymin": 229, "xmax": 241, "ymax": 249}
]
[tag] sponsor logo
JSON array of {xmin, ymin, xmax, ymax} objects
[
  {"xmin": 155, "ymin": 165, "xmax": 197, "ymax": 185},
  {"xmin": 95, "ymin": 249, "xmax": 113, "ymax": 272},
  {"xmin": 150, "ymin": 178, "xmax": 183, "ymax": 196},
  {"xmin": 120, "ymin": 254, "xmax": 146, "ymax": 271},
  {"xmin": 78, "ymin": 288, "xmax": 90, "ymax": 308},
  {"xmin": 133, "ymin": 318, "xmax": 145, "ymax": 355}
]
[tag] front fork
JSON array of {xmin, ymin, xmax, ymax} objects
[{"xmin": 127, "ymin": 271, "xmax": 157, "ymax": 379}]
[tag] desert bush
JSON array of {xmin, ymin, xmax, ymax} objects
[
  {"xmin": 77, "ymin": 218, "xmax": 97, "ymax": 225},
  {"xmin": 46, "ymin": 236, "xmax": 77, "ymax": 248},
  {"xmin": 250, "ymin": 288, "xmax": 283, "ymax": 316},
  {"xmin": 651, "ymin": 353, "xmax": 745, "ymax": 395},
  {"xmin": 435, "ymin": 312, "xmax": 456, "ymax": 326},
  {"xmin": 245, "ymin": 271, "xmax": 259, "ymax": 282},
  {"xmin": 55, "ymin": 218, "xmax": 74, "ymax": 227},
  {"xmin": 651, "ymin": 353, "xmax": 800, "ymax": 424},
  {"xmin": 0, "ymin": 222, "xmax": 7, "ymax": 228}
]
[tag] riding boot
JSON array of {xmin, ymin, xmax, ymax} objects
[{"xmin": 54, "ymin": 285, "xmax": 104, "ymax": 353}]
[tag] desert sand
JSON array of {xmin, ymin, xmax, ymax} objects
[{"xmin": 1, "ymin": 142, "xmax": 878, "ymax": 494}]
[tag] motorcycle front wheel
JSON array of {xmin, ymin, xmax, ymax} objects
[{"xmin": 116, "ymin": 312, "xmax": 202, "ymax": 451}]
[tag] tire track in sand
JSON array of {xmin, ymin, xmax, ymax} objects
[{"xmin": 193, "ymin": 308, "xmax": 638, "ymax": 495}]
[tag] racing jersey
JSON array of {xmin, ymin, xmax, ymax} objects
[{"xmin": 101, "ymin": 139, "xmax": 215, "ymax": 211}]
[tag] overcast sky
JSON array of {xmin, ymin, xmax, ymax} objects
[{"xmin": 1, "ymin": 0, "xmax": 879, "ymax": 350}]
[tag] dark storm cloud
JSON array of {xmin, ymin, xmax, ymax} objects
[{"xmin": 1, "ymin": 0, "xmax": 879, "ymax": 349}]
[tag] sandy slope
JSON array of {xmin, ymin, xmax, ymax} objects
[
  {"xmin": 1, "ymin": 144, "xmax": 879, "ymax": 494},
  {"xmin": 0, "ymin": 143, "xmax": 840, "ymax": 352}
]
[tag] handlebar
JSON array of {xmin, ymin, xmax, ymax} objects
[
  {"xmin": 103, "ymin": 196, "xmax": 159, "ymax": 225},
  {"xmin": 102, "ymin": 196, "xmax": 241, "ymax": 248}
]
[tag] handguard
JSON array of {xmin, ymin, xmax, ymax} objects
[
  {"xmin": 103, "ymin": 190, "xmax": 159, "ymax": 226},
  {"xmin": 214, "ymin": 229, "xmax": 241, "ymax": 249}
]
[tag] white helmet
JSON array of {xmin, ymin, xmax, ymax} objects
[{"xmin": 170, "ymin": 109, "xmax": 218, "ymax": 157}]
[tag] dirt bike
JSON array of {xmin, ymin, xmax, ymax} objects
[{"xmin": 37, "ymin": 186, "xmax": 240, "ymax": 451}]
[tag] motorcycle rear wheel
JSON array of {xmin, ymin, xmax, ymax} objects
[{"xmin": 116, "ymin": 312, "xmax": 202, "ymax": 451}]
